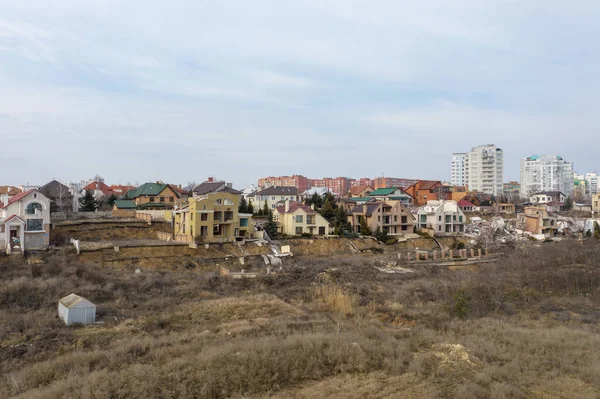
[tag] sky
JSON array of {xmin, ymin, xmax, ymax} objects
[{"xmin": 1, "ymin": 0, "xmax": 599, "ymax": 189}]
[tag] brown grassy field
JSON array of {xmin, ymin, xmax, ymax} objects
[{"xmin": 1, "ymin": 240, "xmax": 599, "ymax": 398}]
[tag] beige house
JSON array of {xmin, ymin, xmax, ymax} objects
[
  {"xmin": 174, "ymin": 191, "xmax": 253, "ymax": 243},
  {"xmin": 348, "ymin": 200, "xmax": 414, "ymax": 235},
  {"xmin": 347, "ymin": 185, "xmax": 374, "ymax": 198},
  {"xmin": 273, "ymin": 201, "xmax": 330, "ymax": 236},
  {"xmin": 517, "ymin": 206, "xmax": 557, "ymax": 236},
  {"xmin": 593, "ymin": 193, "xmax": 600, "ymax": 213}
]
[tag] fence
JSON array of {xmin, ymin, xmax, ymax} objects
[
  {"xmin": 51, "ymin": 211, "xmax": 113, "ymax": 222},
  {"xmin": 156, "ymin": 231, "xmax": 174, "ymax": 241},
  {"xmin": 136, "ymin": 210, "xmax": 167, "ymax": 222},
  {"xmin": 400, "ymin": 248, "xmax": 488, "ymax": 262},
  {"xmin": 174, "ymin": 234, "xmax": 194, "ymax": 243}
]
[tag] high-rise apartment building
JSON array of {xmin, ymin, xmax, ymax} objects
[
  {"xmin": 372, "ymin": 177, "xmax": 418, "ymax": 190},
  {"xmin": 258, "ymin": 175, "xmax": 310, "ymax": 193},
  {"xmin": 451, "ymin": 153, "xmax": 467, "ymax": 186},
  {"xmin": 520, "ymin": 154, "xmax": 573, "ymax": 196},
  {"xmin": 309, "ymin": 177, "xmax": 351, "ymax": 195},
  {"xmin": 452, "ymin": 145, "xmax": 503, "ymax": 196}
]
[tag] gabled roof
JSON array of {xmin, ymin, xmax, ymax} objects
[
  {"xmin": 0, "ymin": 186, "xmax": 21, "ymax": 196},
  {"xmin": 38, "ymin": 180, "xmax": 73, "ymax": 197},
  {"xmin": 351, "ymin": 203, "xmax": 382, "ymax": 216},
  {"xmin": 2, "ymin": 214, "xmax": 25, "ymax": 224},
  {"xmin": 256, "ymin": 186, "xmax": 298, "ymax": 196},
  {"xmin": 113, "ymin": 200, "xmax": 137, "ymax": 209},
  {"xmin": 59, "ymin": 293, "xmax": 95, "ymax": 308},
  {"xmin": 125, "ymin": 183, "xmax": 181, "ymax": 199},
  {"xmin": 458, "ymin": 199, "xmax": 476, "ymax": 208},
  {"xmin": 193, "ymin": 181, "xmax": 241, "ymax": 195},
  {"xmin": 83, "ymin": 181, "xmax": 112, "ymax": 195},
  {"xmin": 532, "ymin": 191, "xmax": 565, "ymax": 197},
  {"xmin": 275, "ymin": 201, "xmax": 318, "ymax": 215},
  {"xmin": 348, "ymin": 185, "xmax": 373, "ymax": 195},
  {"xmin": 0, "ymin": 189, "xmax": 35, "ymax": 209},
  {"xmin": 370, "ymin": 187, "xmax": 401, "ymax": 196},
  {"xmin": 418, "ymin": 180, "xmax": 442, "ymax": 190}
]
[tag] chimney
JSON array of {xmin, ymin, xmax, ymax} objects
[
  {"xmin": 0, "ymin": 193, "xmax": 8, "ymax": 205},
  {"xmin": 208, "ymin": 177, "xmax": 214, "ymax": 182},
  {"xmin": 285, "ymin": 199, "xmax": 290, "ymax": 213}
]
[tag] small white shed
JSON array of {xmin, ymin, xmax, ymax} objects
[{"xmin": 58, "ymin": 293, "xmax": 96, "ymax": 326}]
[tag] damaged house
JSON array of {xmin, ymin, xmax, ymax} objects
[{"xmin": 517, "ymin": 206, "xmax": 557, "ymax": 236}]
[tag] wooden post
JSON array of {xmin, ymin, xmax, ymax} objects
[
  {"xmin": 470, "ymin": 248, "xmax": 475, "ymax": 258},
  {"xmin": 449, "ymin": 249, "xmax": 453, "ymax": 258},
  {"xmin": 425, "ymin": 252, "xmax": 429, "ymax": 260},
  {"xmin": 433, "ymin": 251, "xmax": 437, "ymax": 260},
  {"xmin": 485, "ymin": 248, "xmax": 488, "ymax": 256},
  {"xmin": 478, "ymin": 248, "xmax": 482, "ymax": 258}
]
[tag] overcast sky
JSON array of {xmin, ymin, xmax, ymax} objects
[{"xmin": 1, "ymin": 1, "xmax": 599, "ymax": 188}]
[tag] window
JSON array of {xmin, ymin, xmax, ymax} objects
[
  {"xmin": 438, "ymin": 216, "xmax": 441, "ymax": 221},
  {"xmin": 201, "ymin": 226, "xmax": 208, "ymax": 236},
  {"xmin": 459, "ymin": 216, "xmax": 463, "ymax": 222},
  {"xmin": 26, "ymin": 203, "xmax": 43, "ymax": 215},
  {"xmin": 240, "ymin": 218, "xmax": 249, "ymax": 227},
  {"xmin": 402, "ymin": 216, "xmax": 407, "ymax": 224},
  {"xmin": 160, "ymin": 197, "xmax": 165, "ymax": 202},
  {"xmin": 272, "ymin": 196, "xmax": 276, "ymax": 200},
  {"xmin": 191, "ymin": 213, "xmax": 194, "ymax": 221},
  {"xmin": 295, "ymin": 226, "xmax": 303, "ymax": 235},
  {"xmin": 149, "ymin": 196, "xmax": 155, "ymax": 202},
  {"xmin": 169, "ymin": 197, "xmax": 175, "ymax": 202},
  {"xmin": 281, "ymin": 196, "xmax": 285, "ymax": 200},
  {"xmin": 201, "ymin": 213, "xmax": 208, "ymax": 221},
  {"xmin": 26, "ymin": 219, "xmax": 44, "ymax": 231},
  {"xmin": 296, "ymin": 215, "xmax": 303, "ymax": 223}
]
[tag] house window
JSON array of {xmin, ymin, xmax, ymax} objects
[
  {"xmin": 191, "ymin": 213, "xmax": 194, "ymax": 221},
  {"xmin": 402, "ymin": 216, "xmax": 407, "ymax": 224},
  {"xmin": 201, "ymin": 213, "xmax": 208, "ymax": 221},
  {"xmin": 170, "ymin": 197, "xmax": 175, "ymax": 202},
  {"xmin": 296, "ymin": 215, "xmax": 303, "ymax": 223},
  {"xmin": 438, "ymin": 216, "xmax": 441, "ymax": 221},
  {"xmin": 295, "ymin": 226, "xmax": 303, "ymax": 235},
  {"xmin": 26, "ymin": 203, "xmax": 43, "ymax": 215},
  {"xmin": 271, "ymin": 196, "xmax": 276, "ymax": 200},
  {"xmin": 160, "ymin": 197, "xmax": 165, "ymax": 202},
  {"xmin": 149, "ymin": 197, "xmax": 155, "ymax": 202},
  {"xmin": 240, "ymin": 218, "xmax": 249, "ymax": 227},
  {"xmin": 459, "ymin": 216, "xmax": 463, "ymax": 222},
  {"xmin": 26, "ymin": 219, "xmax": 44, "ymax": 231},
  {"xmin": 201, "ymin": 226, "xmax": 208, "ymax": 236},
  {"xmin": 281, "ymin": 196, "xmax": 285, "ymax": 200}
]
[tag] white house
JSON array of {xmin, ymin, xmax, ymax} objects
[
  {"xmin": 414, "ymin": 200, "xmax": 466, "ymax": 234},
  {"xmin": 529, "ymin": 191, "xmax": 566, "ymax": 205},
  {"xmin": 58, "ymin": 293, "xmax": 96, "ymax": 326},
  {"xmin": 247, "ymin": 186, "xmax": 300, "ymax": 211},
  {"xmin": 0, "ymin": 189, "xmax": 51, "ymax": 253}
]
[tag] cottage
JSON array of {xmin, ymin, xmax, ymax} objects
[
  {"xmin": 123, "ymin": 182, "xmax": 181, "ymax": 210},
  {"xmin": 517, "ymin": 206, "xmax": 557, "ymax": 236},
  {"xmin": 248, "ymin": 186, "xmax": 300, "ymax": 211},
  {"xmin": 0, "ymin": 189, "xmax": 51, "ymax": 252},
  {"xmin": 347, "ymin": 185, "xmax": 374, "ymax": 198},
  {"xmin": 273, "ymin": 200, "xmax": 330, "ymax": 236},
  {"xmin": 58, "ymin": 294, "xmax": 96, "ymax": 326},
  {"xmin": 414, "ymin": 200, "xmax": 466, "ymax": 234},
  {"xmin": 348, "ymin": 200, "xmax": 414, "ymax": 235},
  {"xmin": 368, "ymin": 187, "xmax": 414, "ymax": 206}
]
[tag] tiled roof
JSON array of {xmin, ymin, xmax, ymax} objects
[
  {"xmin": 370, "ymin": 187, "xmax": 400, "ymax": 196},
  {"xmin": 113, "ymin": 200, "xmax": 137, "ymax": 209},
  {"xmin": 0, "ymin": 186, "xmax": 21, "ymax": 196},
  {"xmin": 83, "ymin": 181, "xmax": 112, "ymax": 195},
  {"xmin": 458, "ymin": 199, "xmax": 476, "ymax": 207},
  {"xmin": 2, "ymin": 214, "xmax": 25, "ymax": 224},
  {"xmin": 257, "ymin": 186, "xmax": 298, "ymax": 196},
  {"xmin": 351, "ymin": 203, "xmax": 381, "ymax": 216},
  {"xmin": 125, "ymin": 183, "xmax": 179, "ymax": 199},
  {"xmin": 275, "ymin": 201, "xmax": 317, "ymax": 215},
  {"xmin": 348, "ymin": 185, "xmax": 372, "ymax": 195},
  {"xmin": 418, "ymin": 180, "xmax": 442, "ymax": 190},
  {"xmin": 0, "ymin": 189, "xmax": 35, "ymax": 209}
]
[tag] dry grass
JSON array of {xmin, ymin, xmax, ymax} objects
[{"xmin": 1, "ymin": 240, "xmax": 600, "ymax": 398}]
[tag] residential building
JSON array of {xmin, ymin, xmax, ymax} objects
[
  {"xmin": 451, "ymin": 153, "xmax": 467, "ymax": 186},
  {"xmin": 351, "ymin": 178, "xmax": 374, "ymax": 187},
  {"xmin": 529, "ymin": 191, "xmax": 566, "ymax": 206},
  {"xmin": 123, "ymin": 182, "xmax": 181, "ymax": 209},
  {"xmin": 347, "ymin": 185, "xmax": 374, "ymax": 198},
  {"xmin": 174, "ymin": 191, "xmax": 253, "ymax": 243},
  {"xmin": 258, "ymin": 175, "xmax": 310, "ymax": 193},
  {"xmin": 405, "ymin": 180, "xmax": 446, "ymax": 206},
  {"xmin": 38, "ymin": 180, "xmax": 76, "ymax": 213},
  {"xmin": 458, "ymin": 199, "xmax": 476, "ymax": 213},
  {"xmin": 0, "ymin": 186, "xmax": 22, "ymax": 199},
  {"xmin": 520, "ymin": 154, "xmax": 573, "ymax": 196},
  {"xmin": 247, "ymin": 186, "xmax": 299, "ymax": 211},
  {"xmin": 494, "ymin": 203, "xmax": 516, "ymax": 214},
  {"xmin": 503, "ymin": 181, "xmax": 521, "ymax": 196},
  {"xmin": 373, "ymin": 177, "xmax": 417, "ymax": 190},
  {"xmin": 273, "ymin": 200, "xmax": 330, "ymax": 236},
  {"xmin": 593, "ymin": 193, "xmax": 600, "ymax": 213},
  {"xmin": 585, "ymin": 172, "xmax": 599, "ymax": 196},
  {"xmin": 110, "ymin": 185, "xmax": 137, "ymax": 198},
  {"xmin": 193, "ymin": 177, "xmax": 241, "ymax": 197},
  {"xmin": 517, "ymin": 206, "xmax": 557, "ymax": 236},
  {"xmin": 309, "ymin": 177, "xmax": 351, "ymax": 195},
  {"xmin": 368, "ymin": 187, "xmax": 414, "ymax": 206},
  {"xmin": 414, "ymin": 200, "xmax": 467, "ymax": 234},
  {"xmin": 0, "ymin": 189, "xmax": 51, "ymax": 252},
  {"xmin": 82, "ymin": 180, "xmax": 112, "ymax": 199},
  {"xmin": 348, "ymin": 200, "xmax": 415, "ymax": 235},
  {"xmin": 303, "ymin": 187, "xmax": 331, "ymax": 198},
  {"xmin": 335, "ymin": 198, "xmax": 357, "ymax": 212},
  {"xmin": 461, "ymin": 144, "xmax": 504, "ymax": 196}
]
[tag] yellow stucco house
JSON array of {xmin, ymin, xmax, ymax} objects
[
  {"xmin": 593, "ymin": 193, "xmax": 600, "ymax": 213},
  {"xmin": 273, "ymin": 201, "xmax": 331, "ymax": 236},
  {"xmin": 174, "ymin": 191, "xmax": 253, "ymax": 243}
]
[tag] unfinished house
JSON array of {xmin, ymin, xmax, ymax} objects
[
  {"xmin": 348, "ymin": 200, "xmax": 415, "ymax": 235},
  {"xmin": 0, "ymin": 189, "xmax": 51, "ymax": 253},
  {"xmin": 38, "ymin": 180, "xmax": 75, "ymax": 213},
  {"xmin": 414, "ymin": 200, "xmax": 466, "ymax": 234},
  {"xmin": 517, "ymin": 206, "xmax": 557, "ymax": 236},
  {"xmin": 273, "ymin": 200, "xmax": 331, "ymax": 236},
  {"xmin": 174, "ymin": 191, "xmax": 253, "ymax": 243}
]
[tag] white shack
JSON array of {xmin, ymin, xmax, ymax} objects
[{"xmin": 58, "ymin": 293, "xmax": 96, "ymax": 326}]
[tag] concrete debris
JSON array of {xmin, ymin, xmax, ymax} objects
[
  {"xmin": 267, "ymin": 255, "xmax": 282, "ymax": 267},
  {"xmin": 376, "ymin": 260, "xmax": 415, "ymax": 274},
  {"xmin": 261, "ymin": 254, "xmax": 270, "ymax": 265}
]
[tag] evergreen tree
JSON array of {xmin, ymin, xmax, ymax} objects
[
  {"xmin": 239, "ymin": 196, "xmax": 248, "ymax": 213},
  {"xmin": 264, "ymin": 211, "xmax": 278, "ymax": 239},
  {"xmin": 79, "ymin": 190, "xmax": 99, "ymax": 212},
  {"xmin": 564, "ymin": 196, "xmax": 573, "ymax": 211},
  {"xmin": 359, "ymin": 216, "xmax": 372, "ymax": 235},
  {"xmin": 595, "ymin": 221, "xmax": 600, "ymax": 240},
  {"xmin": 323, "ymin": 192, "xmax": 336, "ymax": 208},
  {"xmin": 247, "ymin": 200, "xmax": 254, "ymax": 215},
  {"xmin": 374, "ymin": 227, "xmax": 389, "ymax": 242},
  {"xmin": 263, "ymin": 199, "xmax": 269, "ymax": 216},
  {"xmin": 320, "ymin": 198, "xmax": 336, "ymax": 219},
  {"xmin": 107, "ymin": 194, "xmax": 118, "ymax": 208}
]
